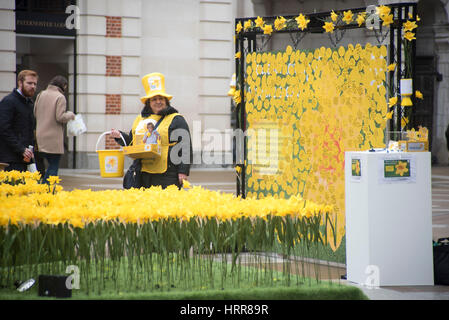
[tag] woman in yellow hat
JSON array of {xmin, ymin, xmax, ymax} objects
[{"xmin": 110, "ymin": 72, "xmax": 192, "ymax": 189}]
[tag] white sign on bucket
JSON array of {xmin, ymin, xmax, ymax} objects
[{"xmin": 105, "ymin": 156, "xmax": 119, "ymax": 173}]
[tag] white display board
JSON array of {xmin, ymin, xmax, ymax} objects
[{"xmin": 345, "ymin": 151, "xmax": 434, "ymax": 286}]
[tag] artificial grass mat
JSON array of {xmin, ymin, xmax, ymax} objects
[
  {"xmin": 0, "ymin": 281, "xmax": 367, "ymax": 300},
  {"xmin": 1, "ymin": 249, "xmax": 364, "ymax": 300}
]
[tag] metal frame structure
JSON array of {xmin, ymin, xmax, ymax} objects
[{"xmin": 234, "ymin": 3, "xmax": 417, "ymax": 197}]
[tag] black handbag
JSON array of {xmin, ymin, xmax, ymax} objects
[
  {"xmin": 123, "ymin": 159, "xmax": 142, "ymax": 189},
  {"xmin": 433, "ymin": 237, "xmax": 449, "ymax": 285}
]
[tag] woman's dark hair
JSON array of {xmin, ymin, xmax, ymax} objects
[
  {"xmin": 49, "ymin": 75, "xmax": 68, "ymax": 92},
  {"xmin": 141, "ymin": 97, "xmax": 171, "ymax": 117}
]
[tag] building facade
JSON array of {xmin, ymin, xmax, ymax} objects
[{"xmin": 0, "ymin": 0, "xmax": 448, "ymax": 168}]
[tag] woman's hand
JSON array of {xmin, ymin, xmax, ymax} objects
[
  {"xmin": 110, "ymin": 129, "xmax": 121, "ymax": 138},
  {"xmin": 178, "ymin": 173, "xmax": 188, "ymax": 186}
]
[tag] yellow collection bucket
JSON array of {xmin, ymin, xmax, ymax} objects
[{"xmin": 96, "ymin": 131, "xmax": 126, "ymax": 178}]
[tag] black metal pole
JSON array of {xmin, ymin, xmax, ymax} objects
[
  {"xmin": 389, "ymin": 11, "xmax": 395, "ymax": 139},
  {"xmin": 73, "ymin": 30, "xmax": 77, "ymax": 169},
  {"xmin": 411, "ymin": 3, "xmax": 417, "ymax": 129},
  {"xmin": 235, "ymin": 23, "xmax": 241, "ymax": 197},
  {"xmin": 396, "ymin": 6, "xmax": 402, "ymax": 135},
  {"xmin": 239, "ymin": 35, "xmax": 246, "ymax": 199}
]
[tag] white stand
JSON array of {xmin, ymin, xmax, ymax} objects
[{"xmin": 345, "ymin": 151, "xmax": 434, "ymax": 286}]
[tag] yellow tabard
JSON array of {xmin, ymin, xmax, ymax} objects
[{"xmin": 131, "ymin": 113, "xmax": 179, "ymax": 174}]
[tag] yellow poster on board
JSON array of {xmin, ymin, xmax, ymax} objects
[{"xmin": 245, "ymin": 43, "xmax": 389, "ymax": 250}]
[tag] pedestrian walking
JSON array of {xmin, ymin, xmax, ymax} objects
[{"xmin": 34, "ymin": 75, "xmax": 75, "ymax": 183}]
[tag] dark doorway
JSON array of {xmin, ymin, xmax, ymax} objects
[
  {"xmin": 414, "ymin": 56, "xmax": 438, "ymax": 151},
  {"xmin": 16, "ymin": 36, "xmax": 74, "ymax": 168}
]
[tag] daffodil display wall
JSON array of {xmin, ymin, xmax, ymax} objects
[
  {"xmin": 244, "ymin": 44, "xmax": 388, "ymax": 251},
  {"xmin": 0, "ymin": 172, "xmax": 338, "ymax": 295}
]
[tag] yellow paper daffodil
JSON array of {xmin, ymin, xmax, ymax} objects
[
  {"xmin": 295, "ymin": 13, "xmax": 310, "ymax": 30},
  {"xmin": 415, "ymin": 90, "xmax": 423, "ymax": 99},
  {"xmin": 323, "ymin": 21, "xmax": 335, "ymax": 33},
  {"xmin": 342, "ymin": 10, "xmax": 353, "ymax": 24},
  {"xmin": 404, "ymin": 31, "xmax": 416, "ymax": 41}
]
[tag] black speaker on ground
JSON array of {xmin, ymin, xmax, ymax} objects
[
  {"xmin": 38, "ymin": 275, "xmax": 72, "ymax": 298},
  {"xmin": 434, "ymin": 238, "xmax": 449, "ymax": 285}
]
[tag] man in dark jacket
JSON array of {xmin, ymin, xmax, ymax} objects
[{"xmin": 0, "ymin": 70, "xmax": 38, "ymax": 172}]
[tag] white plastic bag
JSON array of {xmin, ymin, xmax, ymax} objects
[
  {"xmin": 27, "ymin": 163, "xmax": 37, "ymax": 173},
  {"xmin": 67, "ymin": 114, "xmax": 87, "ymax": 137}
]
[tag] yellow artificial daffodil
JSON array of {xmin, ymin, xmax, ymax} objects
[
  {"xmin": 401, "ymin": 117, "xmax": 409, "ymax": 128},
  {"xmin": 382, "ymin": 14, "xmax": 394, "ymax": 26},
  {"xmin": 296, "ymin": 13, "xmax": 310, "ymax": 30},
  {"xmin": 342, "ymin": 10, "xmax": 353, "ymax": 24},
  {"xmin": 330, "ymin": 10, "xmax": 338, "ymax": 22},
  {"xmin": 403, "ymin": 20, "xmax": 418, "ymax": 32},
  {"xmin": 386, "ymin": 110, "xmax": 393, "ymax": 120},
  {"xmin": 235, "ymin": 52, "xmax": 241, "ymax": 59},
  {"xmin": 235, "ymin": 22, "xmax": 243, "ymax": 34},
  {"xmin": 388, "ymin": 96, "xmax": 398, "ymax": 108},
  {"xmin": 387, "ymin": 63, "xmax": 396, "ymax": 72},
  {"xmin": 255, "ymin": 16, "xmax": 264, "ymax": 28},
  {"xmin": 376, "ymin": 5, "xmax": 391, "ymax": 18},
  {"xmin": 415, "ymin": 90, "xmax": 423, "ymax": 99},
  {"xmin": 244, "ymin": 20, "xmax": 252, "ymax": 30},
  {"xmin": 404, "ymin": 31, "xmax": 416, "ymax": 41},
  {"xmin": 323, "ymin": 22, "xmax": 335, "ymax": 33},
  {"xmin": 356, "ymin": 12, "xmax": 366, "ymax": 26},
  {"xmin": 274, "ymin": 16, "xmax": 287, "ymax": 30},
  {"xmin": 233, "ymin": 89, "xmax": 241, "ymax": 105},
  {"xmin": 262, "ymin": 24, "xmax": 273, "ymax": 35}
]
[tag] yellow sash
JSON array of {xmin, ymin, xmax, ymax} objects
[{"xmin": 131, "ymin": 113, "xmax": 179, "ymax": 174}]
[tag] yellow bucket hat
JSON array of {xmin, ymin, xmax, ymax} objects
[{"xmin": 140, "ymin": 72, "xmax": 173, "ymax": 104}]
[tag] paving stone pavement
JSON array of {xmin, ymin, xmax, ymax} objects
[{"xmin": 57, "ymin": 165, "xmax": 449, "ymax": 300}]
